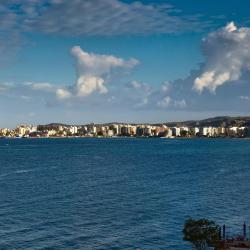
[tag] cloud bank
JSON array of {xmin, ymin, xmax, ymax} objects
[
  {"xmin": 2, "ymin": 22, "xmax": 250, "ymax": 116},
  {"xmin": 0, "ymin": 0, "xmax": 211, "ymax": 65},
  {"xmin": 0, "ymin": 0, "xmax": 208, "ymax": 37},
  {"xmin": 26, "ymin": 0, "xmax": 206, "ymax": 36},
  {"xmin": 127, "ymin": 22, "xmax": 250, "ymax": 112}
]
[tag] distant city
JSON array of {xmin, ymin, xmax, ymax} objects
[{"xmin": 1, "ymin": 116, "xmax": 250, "ymax": 138}]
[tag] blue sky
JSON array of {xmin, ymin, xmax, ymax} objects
[{"xmin": 1, "ymin": 0, "xmax": 250, "ymax": 127}]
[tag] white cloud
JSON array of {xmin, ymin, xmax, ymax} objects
[
  {"xmin": 3, "ymin": 21, "xmax": 250, "ymax": 115},
  {"xmin": 56, "ymin": 88, "xmax": 72, "ymax": 99},
  {"xmin": 75, "ymin": 76, "xmax": 107, "ymax": 97},
  {"xmin": 193, "ymin": 22, "xmax": 250, "ymax": 92},
  {"xmin": 155, "ymin": 95, "xmax": 187, "ymax": 109},
  {"xmin": 0, "ymin": 47, "xmax": 139, "ymax": 103},
  {"xmin": 239, "ymin": 95, "xmax": 250, "ymax": 100},
  {"xmin": 157, "ymin": 96, "xmax": 172, "ymax": 108},
  {"xmin": 25, "ymin": 82, "xmax": 54, "ymax": 91},
  {"xmin": 130, "ymin": 80, "xmax": 143, "ymax": 89},
  {"xmin": 20, "ymin": 95, "xmax": 31, "ymax": 101},
  {"xmin": 71, "ymin": 46, "xmax": 138, "ymax": 76},
  {"xmin": 56, "ymin": 46, "xmax": 138, "ymax": 99},
  {"xmin": 174, "ymin": 99, "xmax": 187, "ymax": 108},
  {"xmin": 126, "ymin": 80, "xmax": 188, "ymax": 110},
  {"xmin": 128, "ymin": 80, "xmax": 151, "ymax": 92}
]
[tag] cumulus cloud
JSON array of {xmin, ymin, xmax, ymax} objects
[
  {"xmin": 193, "ymin": 22, "xmax": 250, "ymax": 92},
  {"xmin": 56, "ymin": 88, "xmax": 72, "ymax": 99},
  {"xmin": 140, "ymin": 23, "xmax": 250, "ymax": 113},
  {"xmin": 71, "ymin": 46, "xmax": 138, "ymax": 75},
  {"xmin": 0, "ymin": 47, "xmax": 139, "ymax": 104},
  {"xmin": 56, "ymin": 46, "xmax": 138, "ymax": 99}
]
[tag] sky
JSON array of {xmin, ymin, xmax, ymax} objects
[{"xmin": 1, "ymin": 0, "xmax": 250, "ymax": 127}]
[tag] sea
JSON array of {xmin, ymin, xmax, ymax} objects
[{"xmin": 0, "ymin": 138, "xmax": 250, "ymax": 249}]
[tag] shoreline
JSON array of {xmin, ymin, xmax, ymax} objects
[{"xmin": 1, "ymin": 136, "xmax": 249, "ymax": 140}]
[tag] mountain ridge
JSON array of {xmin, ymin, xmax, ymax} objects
[{"xmin": 39, "ymin": 116, "xmax": 250, "ymax": 128}]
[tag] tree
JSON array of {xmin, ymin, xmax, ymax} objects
[
  {"xmin": 183, "ymin": 218, "xmax": 220, "ymax": 250},
  {"xmin": 180, "ymin": 130, "xmax": 188, "ymax": 137}
]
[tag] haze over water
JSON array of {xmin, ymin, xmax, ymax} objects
[{"xmin": 0, "ymin": 138, "xmax": 250, "ymax": 249}]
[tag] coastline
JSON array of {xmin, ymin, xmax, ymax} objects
[{"xmin": 1, "ymin": 136, "xmax": 248, "ymax": 140}]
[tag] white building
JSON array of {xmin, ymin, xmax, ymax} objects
[
  {"xmin": 218, "ymin": 127, "xmax": 226, "ymax": 135},
  {"xmin": 201, "ymin": 127, "xmax": 217, "ymax": 137},
  {"xmin": 194, "ymin": 127, "xmax": 200, "ymax": 135},
  {"xmin": 107, "ymin": 130, "xmax": 114, "ymax": 137},
  {"xmin": 201, "ymin": 127, "xmax": 209, "ymax": 136},
  {"xmin": 144, "ymin": 126, "xmax": 152, "ymax": 136},
  {"xmin": 172, "ymin": 127, "xmax": 181, "ymax": 137},
  {"xmin": 69, "ymin": 126, "xmax": 78, "ymax": 134}
]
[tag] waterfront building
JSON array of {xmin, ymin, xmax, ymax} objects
[
  {"xmin": 188, "ymin": 127, "xmax": 198, "ymax": 136},
  {"xmin": 228, "ymin": 127, "xmax": 238, "ymax": 136},
  {"xmin": 130, "ymin": 126, "xmax": 137, "ymax": 135},
  {"xmin": 201, "ymin": 127, "xmax": 209, "ymax": 136},
  {"xmin": 136, "ymin": 126, "xmax": 144, "ymax": 136},
  {"xmin": 107, "ymin": 130, "xmax": 114, "ymax": 137},
  {"xmin": 111, "ymin": 124, "xmax": 119, "ymax": 135},
  {"xmin": 87, "ymin": 124, "xmax": 97, "ymax": 134},
  {"xmin": 2, "ymin": 121, "xmax": 250, "ymax": 139},
  {"xmin": 121, "ymin": 125, "xmax": 130, "ymax": 136},
  {"xmin": 144, "ymin": 126, "xmax": 152, "ymax": 136},
  {"xmin": 218, "ymin": 127, "xmax": 226, "ymax": 135},
  {"xmin": 172, "ymin": 127, "xmax": 181, "ymax": 137},
  {"xmin": 69, "ymin": 126, "xmax": 78, "ymax": 135},
  {"xmin": 166, "ymin": 128, "xmax": 173, "ymax": 138},
  {"xmin": 16, "ymin": 125, "xmax": 30, "ymax": 136},
  {"xmin": 0, "ymin": 128, "xmax": 10, "ymax": 136}
]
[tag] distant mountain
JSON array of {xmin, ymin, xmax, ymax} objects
[
  {"xmin": 164, "ymin": 116, "xmax": 250, "ymax": 127},
  {"xmin": 39, "ymin": 116, "xmax": 250, "ymax": 128}
]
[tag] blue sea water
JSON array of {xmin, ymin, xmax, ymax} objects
[{"xmin": 0, "ymin": 138, "xmax": 250, "ymax": 249}]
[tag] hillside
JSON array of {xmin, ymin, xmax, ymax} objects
[{"xmin": 164, "ymin": 116, "xmax": 250, "ymax": 127}]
